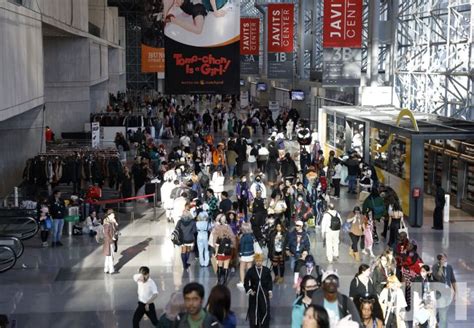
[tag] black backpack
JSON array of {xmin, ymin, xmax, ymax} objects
[
  {"xmin": 329, "ymin": 212, "xmax": 341, "ymax": 231},
  {"xmin": 217, "ymin": 236, "xmax": 232, "ymax": 255}
]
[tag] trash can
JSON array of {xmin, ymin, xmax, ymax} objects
[{"xmin": 65, "ymin": 215, "xmax": 80, "ymax": 236}]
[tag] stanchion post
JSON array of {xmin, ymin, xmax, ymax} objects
[
  {"xmin": 153, "ymin": 193, "xmax": 157, "ymax": 221},
  {"xmin": 131, "ymin": 210, "xmax": 135, "ymax": 223},
  {"xmin": 14, "ymin": 187, "xmax": 18, "ymax": 207}
]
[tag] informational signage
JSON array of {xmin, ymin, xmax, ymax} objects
[
  {"xmin": 164, "ymin": 1, "xmax": 240, "ymax": 94},
  {"xmin": 269, "ymin": 101, "xmax": 280, "ymax": 121},
  {"xmin": 91, "ymin": 122, "xmax": 100, "ymax": 148},
  {"xmin": 323, "ymin": 0, "xmax": 363, "ymax": 48},
  {"xmin": 141, "ymin": 0, "xmax": 165, "ymax": 72},
  {"xmin": 323, "ymin": 48, "xmax": 361, "ymax": 86},
  {"xmin": 241, "ymin": 18, "xmax": 260, "ymax": 75},
  {"xmin": 267, "ymin": 3, "xmax": 294, "ymax": 79},
  {"xmin": 240, "ymin": 91, "xmax": 249, "ymax": 108}
]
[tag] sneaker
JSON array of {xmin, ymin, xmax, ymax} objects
[
  {"xmin": 42, "ymin": 242, "xmax": 49, "ymax": 247},
  {"xmin": 236, "ymin": 282, "xmax": 244, "ymax": 288}
]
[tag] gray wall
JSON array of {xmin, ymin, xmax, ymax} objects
[
  {"xmin": 0, "ymin": 2, "xmax": 44, "ymax": 121},
  {"xmin": 0, "ymin": 106, "xmax": 44, "ymax": 197}
]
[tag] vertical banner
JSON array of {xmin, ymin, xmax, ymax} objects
[
  {"xmin": 141, "ymin": 0, "xmax": 165, "ymax": 73},
  {"xmin": 91, "ymin": 122, "xmax": 100, "ymax": 148},
  {"xmin": 323, "ymin": 48, "xmax": 362, "ymax": 86},
  {"xmin": 323, "ymin": 0, "xmax": 363, "ymax": 48},
  {"xmin": 267, "ymin": 3, "xmax": 294, "ymax": 79},
  {"xmin": 240, "ymin": 18, "xmax": 260, "ymax": 75},
  {"xmin": 164, "ymin": 1, "xmax": 240, "ymax": 94}
]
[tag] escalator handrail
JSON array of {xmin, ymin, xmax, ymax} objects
[
  {"xmin": 0, "ymin": 216, "xmax": 39, "ymax": 240},
  {"xmin": 0, "ymin": 236, "xmax": 24, "ymax": 259},
  {"xmin": 0, "ymin": 245, "xmax": 17, "ymax": 273}
]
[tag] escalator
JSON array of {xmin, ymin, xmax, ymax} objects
[{"xmin": 0, "ymin": 214, "xmax": 38, "ymax": 273}]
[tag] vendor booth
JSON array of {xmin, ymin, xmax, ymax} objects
[{"xmin": 318, "ymin": 106, "xmax": 474, "ymax": 227}]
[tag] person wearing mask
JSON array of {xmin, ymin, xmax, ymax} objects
[
  {"xmin": 311, "ymin": 270, "xmax": 362, "ymax": 327},
  {"xmin": 132, "ymin": 266, "xmax": 159, "ymax": 328},
  {"xmin": 331, "ymin": 158, "xmax": 342, "ymax": 199},
  {"xmin": 196, "ymin": 210, "xmax": 211, "ymax": 267},
  {"xmin": 286, "ymin": 220, "xmax": 311, "ymax": 271},
  {"xmin": 431, "ymin": 253, "xmax": 456, "ymax": 328},
  {"xmin": 268, "ymin": 221, "xmax": 287, "ymax": 284},
  {"xmin": 207, "ymin": 285, "xmax": 237, "ymax": 328},
  {"xmin": 235, "ymin": 175, "xmax": 251, "ymax": 218},
  {"xmin": 175, "ymin": 204, "xmax": 197, "ymax": 270},
  {"xmin": 413, "ymin": 265, "xmax": 437, "ymax": 328},
  {"xmin": 349, "ymin": 264, "xmax": 376, "ymax": 301},
  {"xmin": 378, "ymin": 275, "xmax": 407, "ymax": 328},
  {"xmin": 244, "ymin": 253, "xmax": 273, "ymax": 328},
  {"xmin": 237, "ymin": 222, "xmax": 255, "ymax": 288},
  {"xmin": 292, "ymin": 275, "xmax": 320, "ymax": 328},
  {"xmin": 302, "ymin": 304, "xmax": 330, "ymax": 328},
  {"xmin": 297, "ymin": 255, "xmax": 322, "ymax": 292},
  {"xmin": 358, "ymin": 297, "xmax": 384, "ymax": 328},
  {"xmin": 347, "ymin": 206, "xmax": 364, "ymax": 262},
  {"xmin": 250, "ymin": 175, "xmax": 267, "ymax": 200},
  {"xmin": 103, "ymin": 209, "xmax": 116, "ymax": 274},
  {"xmin": 157, "ymin": 292, "xmax": 185, "ymax": 328},
  {"xmin": 49, "ymin": 190, "xmax": 66, "ymax": 247},
  {"xmin": 250, "ymin": 190, "xmax": 267, "ymax": 243},
  {"xmin": 294, "ymin": 194, "xmax": 314, "ymax": 225},
  {"xmin": 174, "ymin": 282, "xmax": 221, "ymax": 327},
  {"xmin": 321, "ymin": 204, "xmax": 342, "ymax": 263}
]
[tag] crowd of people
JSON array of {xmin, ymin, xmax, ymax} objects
[{"xmin": 32, "ymin": 95, "xmax": 456, "ymax": 328}]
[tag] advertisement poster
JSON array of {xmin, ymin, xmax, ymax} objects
[
  {"xmin": 240, "ymin": 18, "xmax": 260, "ymax": 75},
  {"xmin": 323, "ymin": 0, "xmax": 363, "ymax": 48},
  {"xmin": 240, "ymin": 90, "xmax": 249, "ymax": 108},
  {"xmin": 141, "ymin": 0, "xmax": 165, "ymax": 73},
  {"xmin": 164, "ymin": 0, "xmax": 240, "ymax": 94},
  {"xmin": 91, "ymin": 122, "xmax": 100, "ymax": 149},
  {"xmin": 323, "ymin": 48, "xmax": 361, "ymax": 87},
  {"xmin": 267, "ymin": 3, "xmax": 294, "ymax": 79}
]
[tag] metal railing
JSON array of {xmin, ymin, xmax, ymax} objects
[
  {"xmin": 0, "ymin": 216, "xmax": 39, "ymax": 241},
  {"xmin": 0, "ymin": 245, "xmax": 16, "ymax": 273}
]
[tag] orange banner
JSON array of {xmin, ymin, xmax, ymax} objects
[{"xmin": 141, "ymin": 45, "xmax": 165, "ymax": 73}]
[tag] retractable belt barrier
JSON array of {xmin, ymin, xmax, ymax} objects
[{"xmin": 87, "ymin": 193, "xmax": 156, "ymax": 205}]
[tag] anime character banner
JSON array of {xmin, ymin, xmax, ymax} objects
[{"xmin": 164, "ymin": 0, "xmax": 240, "ymax": 94}]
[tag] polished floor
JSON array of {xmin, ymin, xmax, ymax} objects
[{"xmin": 1, "ymin": 184, "xmax": 473, "ymax": 328}]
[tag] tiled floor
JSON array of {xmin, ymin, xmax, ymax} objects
[{"xmin": 1, "ymin": 185, "xmax": 473, "ymax": 327}]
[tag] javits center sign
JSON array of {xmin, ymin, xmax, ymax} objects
[
  {"xmin": 267, "ymin": 3, "xmax": 294, "ymax": 79},
  {"xmin": 323, "ymin": 0, "xmax": 363, "ymax": 48},
  {"xmin": 240, "ymin": 18, "xmax": 260, "ymax": 75}
]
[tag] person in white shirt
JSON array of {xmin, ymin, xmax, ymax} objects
[
  {"xmin": 83, "ymin": 211, "xmax": 103, "ymax": 236},
  {"xmin": 180, "ymin": 134, "xmax": 191, "ymax": 151},
  {"xmin": 332, "ymin": 159, "xmax": 342, "ymax": 199},
  {"xmin": 321, "ymin": 203, "xmax": 342, "ymax": 263},
  {"xmin": 133, "ymin": 266, "xmax": 159, "ymax": 328},
  {"xmin": 210, "ymin": 169, "xmax": 225, "ymax": 199},
  {"xmin": 161, "ymin": 178, "xmax": 175, "ymax": 222},
  {"xmin": 246, "ymin": 143, "xmax": 258, "ymax": 176},
  {"xmin": 250, "ymin": 175, "xmax": 267, "ymax": 200},
  {"xmin": 172, "ymin": 192, "xmax": 188, "ymax": 223},
  {"xmin": 286, "ymin": 120, "xmax": 294, "ymax": 140}
]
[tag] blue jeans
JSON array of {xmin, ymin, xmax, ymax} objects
[
  {"xmin": 197, "ymin": 233, "xmax": 209, "ymax": 266},
  {"xmin": 228, "ymin": 164, "xmax": 236, "ymax": 178},
  {"xmin": 348, "ymin": 175, "xmax": 357, "ymax": 193},
  {"xmin": 52, "ymin": 219, "xmax": 64, "ymax": 242}
]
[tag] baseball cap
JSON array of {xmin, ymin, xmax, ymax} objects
[
  {"xmin": 295, "ymin": 220, "xmax": 304, "ymax": 227},
  {"xmin": 321, "ymin": 270, "xmax": 340, "ymax": 282}
]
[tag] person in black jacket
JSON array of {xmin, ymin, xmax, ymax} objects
[
  {"xmin": 49, "ymin": 190, "xmax": 66, "ymax": 247},
  {"xmin": 344, "ymin": 154, "xmax": 361, "ymax": 194},
  {"xmin": 432, "ymin": 183, "xmax": 446, "ymax": 230},
  {"xmin": 349, "ymin": 264, "xmax": 376, "ymax": 301},
  {"xmin": 280, "ymin": 153, "xmax": 298, "ymax": 183}
]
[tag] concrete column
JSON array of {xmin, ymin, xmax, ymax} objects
[
  {"xmin": 409, "ymin": 136, "xmax": 425, "ymax": 227},
  {"xmin": 256, "ymin": 5, "xmax": 267, "ymax": 76},
  {"xmin": 88, "ymin": 0, "xmax": 107, "ymax": 38},
  {"xmin": 368, "ymin": 0, "xmax": 380, "ymax": 86}
]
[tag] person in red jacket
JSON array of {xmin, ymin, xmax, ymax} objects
[{"xmin": 45, "ymin": 126, "xmax": 54, "ymax": 142}]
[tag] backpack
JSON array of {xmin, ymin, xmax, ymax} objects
[
  {"xmin": 250, "ymin": 147, "xmax": 258, "ymax": 157},
  {"xmin": 200, "ymin": 174, "xmax": 210, "ymax": 188},
  {"xmin": 217, "ymin": 236, "xmax": 232, "ymax": 255},
  {"xmin": 371, "ymin": 198, "xmax": 386, "ymax": 219},
  {"xmin": 329, "ymin": 212, "xmax": 341, "ymax": 231},
  {"xmin": 171, "ymin": 224, "xmax": 182, "ymax": 246}
]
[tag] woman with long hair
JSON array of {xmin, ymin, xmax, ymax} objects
[
  {"xmin": 207, "ymin": 284, "xmax": 237, "ymax": 328},
  {"xmin": 213, "ymin": 215, "xmax": 236, "ymax": 285},
  {"xmin": 356, "ymin": 295, "xmax": 384, "ymax": 328},
  {"xmin": 362, "ymin": 209, "xmax": 375, "ymax": 258},
  {"xmin": 347, "ymin": 206, "xmax": 365, "ymax": 262},
  {"xmin": 302, "ymin": 304, "xmax": 330, "ymax": 328},
  {"xmin": 349, "ymin": 264, "xmax": 376, "ymax": 301},
  {"xmin": 379, "ymin": 275, "xmax": 407, "ymax": 328},
  {"xmin": 388, "ymin": 201, "xmax": 404, "ymax": 249},
  {"xmin": 237, "ymin": 222, "xmax": 255, "ymax": 288},
  {"xmin": 268, "ymin": 221, "xmax": 287, "ymax": 284},
  {"xmin": 103, "ymin": 209, "xmax": 116, "ymax": 274},
  {"xmin": 372, "ymin": 254, "xmax": 394, "ymax": 295}
]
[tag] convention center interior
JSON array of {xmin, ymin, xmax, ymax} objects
[{"xmin": 1, "ymin": 0, "xmax": 474, "ymax": 327}]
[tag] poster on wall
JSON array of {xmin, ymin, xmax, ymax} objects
[
  {"xmin": 240, "ymin": 91, "xmax": 249, "ymax": 108},
  {"xmin": 141, "ymin": 0, "xmax": 165, "ymax": 73},
  {"xmin": 91, "ymin": 122, "xmax": 100, "ymax": 148},
  {"xmin": 164, "ymin": 0, "xmax": 240, "ymax": 94},
  {"xmin": 240, "ymin": 18, "xmax": 260, "ymax": 75},
  {"xmin": 323, "ymin": 48, "xmax": 361, "ymax": 86},
  {"xmin": 323, "ymin": 0, "xmax": 363, "ymax": 48},
  {"xmin": 267, "ymin": 3, "xmax": 294, "ymax": 79}
]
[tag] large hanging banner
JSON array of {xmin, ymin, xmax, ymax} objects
[
  {"xmin": 323, "ymin": 48, "xmax": 361, "ymax": 86},
  {"xmin": 267, "ymin": 3, "xmax": 294, "ymax": 79},
  {"xmin": 164, "ymin": 0, "xmax": 240, "ymax": 94},
  {"xmin": 323, "ymin": 0, "xmax": 363, "ymax": 48},
  {"xmin": 141, "ymin": 0, "xmax": 165, "ymax": 73},
  {"xmin": 240, "ymin": 18, "xmax": 260, "ymax": 75}
]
